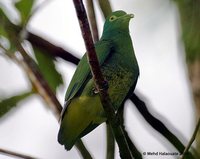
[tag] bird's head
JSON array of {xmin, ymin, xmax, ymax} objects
[{"xmin": 102, "ymin": 10, "xmax": 134, "ymax": 35}]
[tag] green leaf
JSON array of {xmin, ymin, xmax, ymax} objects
[
  {"xmin": 0, "ymin": 91, "xmax": 33, "ymax": 118},
  {"xmin": 0, "ymin": 7, "xmax": 9, "ymax": 38},
  {"xmin": 15, "ymin": 0, "xmax": 35, "ymax": 25},
  {"xmin": 0, "ymin": 7, "xmax": 21, "ymax": 51},
  {"xmin": 0, "ymin": 27, "xmax": 7, "ymax": 39},
  {"xmin": 175, "ymin": 0, "xmax": 200, "ymax": 62},
  {"xmin": 33, "ymin": 47, "xmax": 63, "ymax": 92}
]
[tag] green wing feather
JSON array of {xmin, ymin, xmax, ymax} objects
[{"xmin": 61, "ymin": 40, "xmax": 113, "ymax": 115}]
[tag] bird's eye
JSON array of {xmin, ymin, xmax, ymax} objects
[{"xmin": 109, "ymin": 15, "xmax": 117, "ymax": 22}]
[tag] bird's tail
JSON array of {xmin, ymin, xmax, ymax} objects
[{"xmin": 57, "ymin": 124, "xmax": 76, "ymax": 150}]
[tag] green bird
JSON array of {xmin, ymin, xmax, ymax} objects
[{"xmin": 58, "ymin": 10, "xmax": 139, "ymax": 150}]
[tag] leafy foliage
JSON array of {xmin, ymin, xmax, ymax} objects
[
  {"xmin": 0, "ymin": 91, "xmax": 33, "ymax": 118},
  {"xmin": 0, "ymin": 7, "xmax": 10, "ymax": 39},
  {"xmin": 175, "ymin": 0, "xmax": 200, "ymax": 61},
  {"xmin": 15, "ymin": 0, "xmax": 35, "ymax": 25},
  {"xmin": 0, "ymin": 1, "xmax": 63, "ymax": 93},
  {"xmin": 33, "ymin": 46, "xmax": 63, "ymax": 92},
  {"xmin": 0, "ymin": 6, "xmax": 21, "ymax": 52}
]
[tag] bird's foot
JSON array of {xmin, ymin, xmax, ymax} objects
[{"xmin": 92, "ymin": 80, "xmax": 109, "ymax": 94}]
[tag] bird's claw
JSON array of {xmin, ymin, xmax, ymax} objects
[{"xmin": 92, "ymin": 80, "xmax": 109, "ymax": 94}]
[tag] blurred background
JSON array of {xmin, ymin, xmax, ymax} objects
[{"xmin": 0, "ymin": 0, "xmax": 199, "ymax": 159}]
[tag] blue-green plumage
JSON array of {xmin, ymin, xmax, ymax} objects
[{"xmin": 58, "ymin": 10, "xmax": 139, "ymax": 150}]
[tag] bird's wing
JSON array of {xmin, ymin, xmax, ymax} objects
[{"xmin": 61, "ymin": 40, "xmax": 112, "ymax": 115}]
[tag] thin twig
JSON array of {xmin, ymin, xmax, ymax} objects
[
  {"xmin": 0, "ymin": 148, "xmax": 38, "ymax": 159},
  {"xmin": 106, "ymin": 123, "xmax": 115, "ymax": 159},
  {"xmin": 75, "ymin": 140, "xmax": 93, "ymax": 159},
  {"xmin": 117, "ymin": 106, "xmax": 142, "ymax": 159},
  {"xmin": 27, "ymin": 32, "xmax": 80, "ymax": 65},
  {"xmin": 180, "ymin": 117, "xmax": 200, "ymax": 159},
  {"xmin": 86, "ymin": 0, "xmax": 99, "ymax": 42},
  {"xmin": 3, "ymin": 20, "xmax": 80, "ymax": 65},
  {"xmin": 72, "ymin": 0, "xmax": 133, "ymax": 158},
  {"xmin": 97, "ymin": 0, "xmax": 112, "ymax": 18}
]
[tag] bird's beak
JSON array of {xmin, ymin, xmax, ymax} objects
[
  {"xmin": 120, "ymin": 14, "xmax": 134, "ymax": 23},
  {"xmin": 127, "ymin": 13, "xmax": 134, "ymax": 19},
  {"xmin": 120, "ymin": 13, "xmax": 134, "ymax": 21}
]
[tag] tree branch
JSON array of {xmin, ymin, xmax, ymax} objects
[
  {"xmin": 27, "ymin": 32, "xmax": 80, "ymax": 65},
  {"xmin": 17, "ymin": 41, "xmax": 93, "ymax": 159},
  {"xmin": 117, "ymin": 105, "xmax": 142, "ymax": 159},
  {"xmin": 97, "ymin": 0, "xmax": 112, "ymax": 18},
  {"xmin": 129, "ymin": 93, "xmax": 195, "ymax": 159},
  {"xmin": 86, "ymin": 0, "xmax": 99, "ymax": 42},
  {"xmin": 180, "ymin": 117, "xmax": 200, "ymax": 159},
  {"xmin": 106, "ymin": 123, "xmax": 115, "ymax": 159},
  {"xmin": 72, "ymin": 0, "xmax": 133, "ymax": 158},
  {"xmin": 75, "ymin": 140, "xmax": 93, "ymax": 159},
  {"xmin": 0, "ymin": 148, "xmax": 37, "ymax": 159},
  {"xmin": 16, "ymin": 42, "xmax": 62, "ymax": 120}
]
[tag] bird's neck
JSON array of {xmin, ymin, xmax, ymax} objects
[{"xmin": 101, "ymin": 30, "xmax": 130, "ymax": 41}]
